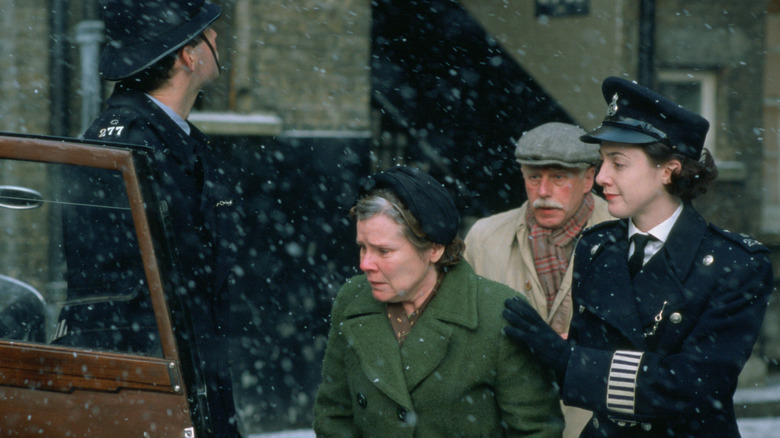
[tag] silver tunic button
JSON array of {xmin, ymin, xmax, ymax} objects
[
  {"xmin": 592, "ymin": 418, "xmax": 599, "ymax": 428},
  {"xmin": 703, "ymin": 254, "xmax": 714, "ymax": 266},
  {"xmin": 641, "ymin": 423, "xmax": 652, "ymax": 431},
  {"xmin": 579, "ymin": 305, "xmax": 586, "ymax": 314},
  {"xmin": 591, "ymin": 244, "xmax": 600, "ymax": 255},
  {"xmin": 670, "ymin": 312, "xmax": 682, "ymax": 324}
]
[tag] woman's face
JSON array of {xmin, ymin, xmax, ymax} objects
[
  {"xmin": 596, "ymin": 142, "xmax": 679, "ymax": 226},
  {"xmin": 356, "ymin": 213, "xmax": 441, "ymax": 304}
]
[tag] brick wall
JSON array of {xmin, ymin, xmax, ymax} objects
[{"xmin": 0, "ymin": 0, "xmax": 50, "ymax": 134}]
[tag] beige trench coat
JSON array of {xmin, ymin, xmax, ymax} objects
[
  {"xmin": 464, "ymin": 195, "xmax": 612, "ymax": 335},
  {"xmin": 464, "ymin": 195, "xmax": 612, "ymax": 438}
]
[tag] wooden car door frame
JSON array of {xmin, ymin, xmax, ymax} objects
[{"xmin": 0, "ymin": 135, "xmax": 195, "ymax": 437}]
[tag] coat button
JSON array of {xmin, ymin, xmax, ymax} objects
[
  {"xmin": 356, "ymin": 392, "xmax": 366, "ymax": 408},
  {"xmin": 641, "ymin": 423, "xmax": 652, "ymax": 431},
  {"xmin": 591, "ymin": 244, "xmax": 600, "ymax": 255},
  {"xmin": 703, "ymin": 254, "xmax": 714, "ymax": 266},
  {"xmin": 592, "ymin": 417, "xmax": 599, "ymax": 428},
  {"xmin": 670, "ymin": 312, "xmax": 682, "ymax": 324},
  {"xmin": 397, "ymin": 407, "xmax": 407, "ymax": 422},
  {"xmin": 579, "ymin": 305, "xmax": 585, "ymax": 314}
]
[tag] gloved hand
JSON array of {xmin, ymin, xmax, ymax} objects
[{"xmin": 503, "ymin": 296, "xmax": 571, "ymax": 380}]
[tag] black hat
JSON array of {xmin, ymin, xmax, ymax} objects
[
  {"xmin": 99, "ymin": 0, "xmax": 222, "ymax": 81},
  {"xmin": 361, "ymin": 166, "xmax": 459, "ymax": 245},
  {"xmin": 580, "ymin": 76, "xmax": 710, "ymax": 159}
]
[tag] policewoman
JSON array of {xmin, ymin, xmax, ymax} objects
[{"xmin": 503, "ymin": 76, "xmax": 773, "ymax": 437}]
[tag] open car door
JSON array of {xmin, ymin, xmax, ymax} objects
[{"xmin": 0, "ymin": 134, "xmax": 207, "ymax": 437}]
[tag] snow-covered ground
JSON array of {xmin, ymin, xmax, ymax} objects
[
  {"xmin": 737, "ymin": 417, "xmax": 780, "ymax": 438},
  {"xmin": 248, "ymin": 420, "xmax": 780, "ymax": 438},
  {"xmin": 249, "ymin": 431, "xmax": 313, "ymax": 438},
  {"xmin": 248, "ymin": 381, "xmax": 780, "ymax": 438}
]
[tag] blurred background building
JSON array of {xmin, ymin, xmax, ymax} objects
[{"xmin": 0, "ymin": 0, "xmax": 778, "ymax": 433}]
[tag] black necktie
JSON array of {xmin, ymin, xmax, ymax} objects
[{"xmin": 628, "ymin": 234, "xmax": 655, "ymax": 277}]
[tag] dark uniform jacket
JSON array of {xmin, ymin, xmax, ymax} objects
[
  {"xmin": 562, "ymin": 203, "xmax": 773, "ymax": 437},
  {"xmin": 314, "ymin": 261, "xmax": 564, "ymax": 437},
  {"xmin": 58, "ymin": 88, "xmax": 243, "ymax": 437}
]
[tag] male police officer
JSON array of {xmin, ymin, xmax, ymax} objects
[
  {"xmin": 57, "ymin": 1, "xmax": 243, "ymax": 436},
  {"xmin": 464, "ymin": 122, "xmax": 612, "ymax": 438}
]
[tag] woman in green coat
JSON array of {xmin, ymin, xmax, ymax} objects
[{"xmin": 314, "ymin": 166, "xmax": 563, "ymax": 437}]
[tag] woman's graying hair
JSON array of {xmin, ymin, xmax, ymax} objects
[
  {"xmin": 643, "ymin": 143, "xmax": 718, "ymax": 201},
  {"xmin": 350, "ymin": 189, "xmax": 464, "ymax": 268}
]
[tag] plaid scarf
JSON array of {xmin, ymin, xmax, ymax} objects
[{"xmin": 527, "ymin": 193, "xmax": 594, "ymax": 311}]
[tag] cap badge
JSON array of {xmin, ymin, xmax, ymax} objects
[{"xmin": 607, "ymin": 93, "xmax": 619, "ymax": 116}]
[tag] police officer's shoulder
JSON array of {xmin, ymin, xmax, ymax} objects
[
  {"xmin": 577, "ymin": 219, "xmax": 622, "ymax": 261},
  {"xmin": 707, "ymin": 223, "xmax": 769, "ymax": 254},
  {"xmin": 581, "ymin": 218, "xmax": 622, "ymax": 237},
  {"xmin": 86, "ymin": 107, "xmax": 151, "ymax": 143}
]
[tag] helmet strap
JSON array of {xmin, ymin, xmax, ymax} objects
[{"xmin": 200, "ymin": 34, "xmax": 221, "ymax": 75}]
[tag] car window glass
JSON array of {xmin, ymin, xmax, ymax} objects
[{"xmin": 0, "ymin": 158, "xmax": 161, "ymax": 357}]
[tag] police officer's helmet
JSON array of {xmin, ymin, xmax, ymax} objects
[{"xmin": 98, "ymin": 0, "xmax": 222, "ymax": 81}]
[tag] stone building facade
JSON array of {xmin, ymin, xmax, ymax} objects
[{"xmin": 0, "ymin": 0, "xmax": 778, "ymax": 433}]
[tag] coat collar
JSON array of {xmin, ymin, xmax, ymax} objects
[
  {"xmin": 340, "ymin": 262, "xmax": 479, "ymax": 407},
  {"xmin": 342, "ymin": 262, "xmax": 479, "ymax": 328},
  {"xmin": 661, "ymin": 202, "xmax": 707, "ymax": 281},
  {"xmin": 106, "ymin": 88, "xmax": 205, "ymax": 171},
  {"xmin": 512, "ymin": 194, "xmax": 613, "ymax": 239}
]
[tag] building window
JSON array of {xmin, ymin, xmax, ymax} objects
[
  {"xmin": 656, "ymin": 70, "xmax": 717, "ymax": 155},
  {"xmin": 535, "ymin": 0, "xmax": 589, "ymax": 17}
]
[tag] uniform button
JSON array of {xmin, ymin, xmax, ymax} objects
[
  {"xmin": 670, "ymin": 312, "xmax": 682, "ymax": 324},
  {"xmin": 356, "ymin": 392, "xmax": 366, "ymax": 408},
  {"xmin": 703, "ymin": 255, "xmax": 714, "ymax": 266},
  {"xmin": 579, "ymin": 305, "xmax": 586, "ymax": 314},
  {"xmin": 641, "ymin": 423, "xmax": 652, "ymax": 431},
  {"xmin": 397, "ymin": 407, "xmax": 407, "ymax": 421},
  {"xmin": 591, "ymin": 244, "xmax": 601, "ymax": 255},
  {"xmin": 592, "ymin": 417, "xmax": 599, "ymax": 428}
]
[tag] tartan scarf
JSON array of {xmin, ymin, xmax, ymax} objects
[{"xmin": 527, "ymin": 193, "xmax": 594, "ymax": 311}]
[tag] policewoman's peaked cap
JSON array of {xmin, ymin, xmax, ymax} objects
[
  {"xmin": 99, "ymin": 0, "xmax": 221, "ymax": 81},
  {"xmin": 581, "ymin": 76, "xmax": 710, "ymax": 159}
]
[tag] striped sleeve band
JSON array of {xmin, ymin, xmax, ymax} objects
[{"xmin": 606, "ymin": 350, "xmax": 644, "ymax": 415}]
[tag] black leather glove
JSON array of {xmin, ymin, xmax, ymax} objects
[{"xmin": 503, "ymin": 296, "xmax": 571, "ymax": 380}]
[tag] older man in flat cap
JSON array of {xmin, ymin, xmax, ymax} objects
[{"xmin": 464, "ymin": 121, "xmax": 612, "ymax": 438}]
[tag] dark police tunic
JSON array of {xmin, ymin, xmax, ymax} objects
[
  {"xmin": 58, "ymin": 88, "xmax": 243, "ymax": 437},
  {"xmin": 563, "ymin": 203, "xmax": 773, "ymax": 437}
]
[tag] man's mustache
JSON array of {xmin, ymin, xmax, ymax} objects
[{"xmin": 532, "ymin": 199, "xmax": 564, "ymax": 210}]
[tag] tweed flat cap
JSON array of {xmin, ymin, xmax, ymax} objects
[
  {"xmin": 514, "ymin": 122, "xmax": 600, "ymax": 168},
  {"xmin": 580, "ymin": 76, "xmax": 710, "ymax": 159}
]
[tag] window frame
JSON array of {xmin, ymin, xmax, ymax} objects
[{"xmin": 657, "ymin": 70, "xmax": 718, "ymax": 155}]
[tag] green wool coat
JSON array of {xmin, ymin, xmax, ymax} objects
[{"xmin": 313, "ymin": 261, "xmax": 564, "ymax": 437}]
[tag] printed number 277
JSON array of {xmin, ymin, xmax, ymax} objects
[{"xmin": 98, "ymin": 126, "xmax": 124, "ymax": 138}]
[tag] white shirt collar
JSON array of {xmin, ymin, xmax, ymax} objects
[
  {"xmin": 146, "ymin": 94, "xmax": 191, "ymax": 136},
  {"xmin": 627, "ymin": 202, "xmax": 683, "ymax": 263},
  {"xmin": 628, "ymin": 202, "xmax": 683, "ymax": 244}
]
